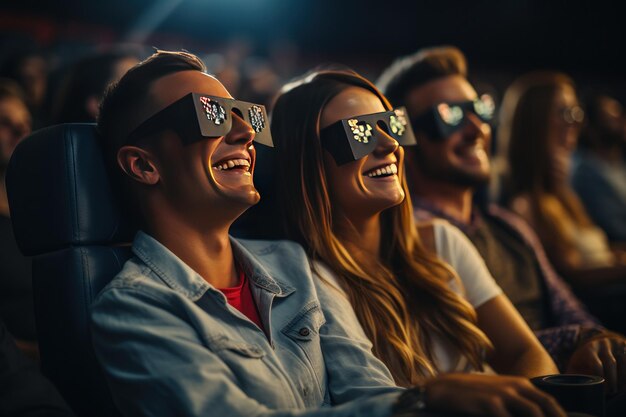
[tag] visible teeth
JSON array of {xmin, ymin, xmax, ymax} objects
[
  {"xmin": 213, "ymin": 158, "xmax": 251, "ymax": 171},
  {"xmin": 366, "ymin": 163, "xmax": 398, "ymax": 178}
]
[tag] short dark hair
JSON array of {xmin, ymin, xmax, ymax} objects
[
  {"xmin": 97, "ymin": 50, "xmax": 206, "ymax": 169},
  {"xmin": 376, "ymin": 46, "xmax": 467, "ymax": 107},
  {"xmin": 97, "ymin": 50, "xmax": 206, "ymax": 220},
  {"xmin": 51, "ymin": 49, "xmax": 141, "ymax": 124}
]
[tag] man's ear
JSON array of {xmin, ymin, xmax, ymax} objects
[{"xmin": 117, "ymin": 146, "xmax": 160, "ymax": 185}]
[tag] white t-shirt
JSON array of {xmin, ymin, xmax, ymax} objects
[
  {"xmin": 431, "ymin": 220, "xmax": 502, "ymax": 309},
  {"xmin": 312, "ymin": 220, "xmax": 502, "ymax": 375}
]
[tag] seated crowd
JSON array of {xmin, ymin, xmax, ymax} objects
[{"xmin": 0, "ymin": 44, "xmax": 625, "ymax": 417}]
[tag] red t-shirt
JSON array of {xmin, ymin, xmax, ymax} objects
[{"xmin": 218, "ymin": 267, "xmax": 265, "ymax": 331}]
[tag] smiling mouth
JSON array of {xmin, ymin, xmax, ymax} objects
[
  {"xmin": 455, "ymin": 144, "xmax": 487, "ymax": 161},
  {"xmin": 212, "ymin": 158, "xmax": 251, "ymax": 172},
  {"xmin": 363, "ymin": 163, "xmax": 398, "ymax": 178}
]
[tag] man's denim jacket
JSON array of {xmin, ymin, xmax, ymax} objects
[{"xmin": 91, "ymin": 231, "xmax": 402, "ymax": 417}]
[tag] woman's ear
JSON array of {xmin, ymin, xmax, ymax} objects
[{"xmin": 117, "ymin": 146, "xmax": 160, "ymax": 185}]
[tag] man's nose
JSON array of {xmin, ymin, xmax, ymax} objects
[
  {"xmin": 463, "ymin": 112, "xmax": 490, "ymax": 141},
  {"xmin": 225, "ymin": 111, "xmax": 255, "ymax": 146}
]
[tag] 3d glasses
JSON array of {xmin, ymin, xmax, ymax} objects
[
  {"xmin": 320, "ymin": 107, "xmax": 416, "ymax": 165},
  {"xmin": 126, "ymin": 93, "xmax": 273, "ymax": 147},
  {"xmin": 411, "ymin": 94, "xmax": 495, "ymax": 140},
  {"xmin": 560, "ymin": 105, "xmax": 585, "ymax": 124}
]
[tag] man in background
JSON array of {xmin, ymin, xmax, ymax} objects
[{"xmin": 377, "ymin": 46, "xmax": 626, "ymax": 395}]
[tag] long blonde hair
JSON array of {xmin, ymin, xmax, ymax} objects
[{"xmin": 270, "ymin": 69, "xmax": 492, "ymax": 386}]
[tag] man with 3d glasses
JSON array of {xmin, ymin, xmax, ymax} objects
[
  {"xmin": 90, "ymin": 50, "xmax": 430, "ymax": 417},
  {"xmin": 377, "ymin": 46, "xmax": 626, "ymax": 396}
]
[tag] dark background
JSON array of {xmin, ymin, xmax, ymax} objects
[{"xmin": 1, "ymin": 0, "xmax": 625, "ymax": 100}]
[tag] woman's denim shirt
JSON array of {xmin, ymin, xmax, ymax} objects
[{"xmin": 91, "ymin": 231, "xmax": 401, "ymax": 417}]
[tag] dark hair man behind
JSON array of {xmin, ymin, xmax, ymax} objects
[
  {"xmin": 51, "ymin": 50, "xmax": 140, "ymax": 124},
  {"xmin": 377, "ymin": 46, "xmax": 626, "ymax": 395},
  {"xmin": 90, "ymin": 50, "xmax": 416, "ymax": 416}
]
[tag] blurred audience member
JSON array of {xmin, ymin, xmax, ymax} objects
[
  {"xmin": 377, "ymin": 47, "xmax": 626, "ymax": 388},
  {"xmin": 572, "ymin": 94, "xmax": 626, "ymax": 243},
  {"xmin": 211, "ymin": 38, "xmax": 254, "ymax": 98},
  {"xmin": 203, "ymin": 53, "xmax": 242, "ymax": 97},
  {"xmin": 497, "ymin": 72, "xmax": 626, "ymax": 278},
  {"xmin": 0, "ymin": 49, "xmax": 48, "ymax": 128},
  {"xmin": 51, "ymin": 51, "xmax": 140, "ymax": 124},
  {"xmin": 240, "ymin": 57, "xmax": 281, "ymax": 108},
  {"xmin": 0, "ymin": 78, "xmax": 36, "ymax": 351},
  {"xmin": 268, "ymin": 39, "xmax": 299, "ymax": 82}
]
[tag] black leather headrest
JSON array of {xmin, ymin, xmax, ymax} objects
[{"xmin": 6, "ymin": 123, "xmax": 135, "ymax": 256}]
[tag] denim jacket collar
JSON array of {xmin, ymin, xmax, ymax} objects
[
  {"xmin": 132, "ymin": 231, "xmax": 295, "ymax": 302},
  {"xmin": 230, "ymin": 239, "xmax": 295, "ymax": 297}
]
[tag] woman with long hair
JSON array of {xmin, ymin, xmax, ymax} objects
[
  {"xmin": 497, "ymin": 72, "xmax": 626, "ymax": 279},
  {"xmin": 270, "ymin": 68, "xmax": 564, "ymax": 417}
]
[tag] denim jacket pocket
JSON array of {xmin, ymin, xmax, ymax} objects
[
  {"xmin": 209, "ymin": 334, "xmax": 266, "ymax": 359},
  {"xmin": 280, "ymin": 302, "xmax": 327, "ymax": 405},
  {"xmin": 282, "ymin": 302, "xmax": 326, "ymax": 342}
]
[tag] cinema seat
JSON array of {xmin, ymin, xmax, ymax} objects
[{"xmin": 6, "ymin": 123, "xmax": 133, "ymax": 417}]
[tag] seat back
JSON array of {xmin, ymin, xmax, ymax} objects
[{"xmin": 6, "ymin": 123, "xmax": 134, "ymax": 417}]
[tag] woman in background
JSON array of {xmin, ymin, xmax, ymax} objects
[{"xmin": 497, "ymin": 72, "xmax": 626, "ymax": 281}]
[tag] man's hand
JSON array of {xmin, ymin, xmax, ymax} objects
[
  {"xmin": 424, "ymin": 373, "xmax": 566, "ymax": 417},
  {"xmin": 566, "ymin": 334, "xmax": 626, "ymax": 395}
]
